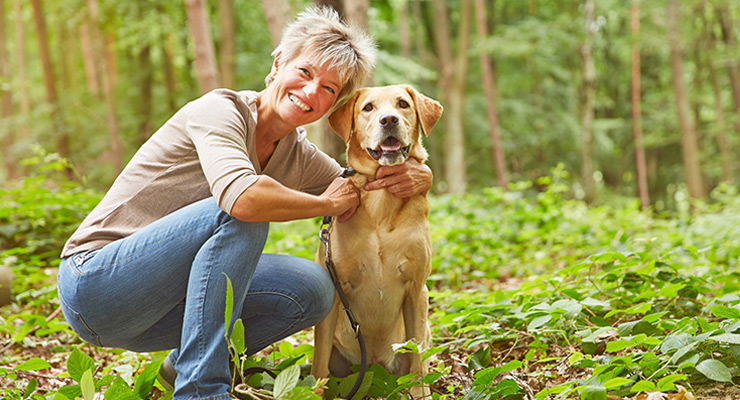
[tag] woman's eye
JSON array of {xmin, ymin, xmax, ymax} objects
[
  {"xmin": 362, "ymin": 103, "xmax": 374, "ymax": 112},
  {"xmin": 299, "ymin": 68, "xmax": 310, "ymax": 76},
  {"xmin": 398, "ymin": 99, "xmax": 409, "ymax": 108},
  {"xmin": 324, "ymin": 86, "xmax": 336, "ymax": 95}
]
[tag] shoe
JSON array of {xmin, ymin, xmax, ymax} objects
[{"xmin": 156, "ymin": 355, "xmax": 177, "ymax": 391}]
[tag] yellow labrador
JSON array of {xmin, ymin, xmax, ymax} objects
[{"xmin": 311, "ymin": 85, "xmax": 443, "ymax": 398}]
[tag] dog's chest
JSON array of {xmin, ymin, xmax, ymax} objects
[{"xmin": 329, "ymin": 192, "xmax": 431, "ymax": 300}]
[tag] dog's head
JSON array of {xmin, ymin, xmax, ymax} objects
[{"xmin": 329, "ymin": 85, "xmax": 443, "ymax": 173}]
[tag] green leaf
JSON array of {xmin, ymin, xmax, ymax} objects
[
  {"xmin": 696, "ymin": 359, "xmax": 732, "ymax": 382},
  {"xmin": 134, "ymin": 359, "xmax": 163, "ymax": 399},
  {"xmin": 231, "ymin": 319, "xmax": 246, "ymax": 355},
  {"xmin": 338, "ymin": 370, "xmax": 373, "ymax": 400},
  {"xmin": 81, "ymin": 369, "xmax": 96, "ymax": 400},
  {"xmin": 630, "ymin": 380, "xmax": 655, "ymax": 392},
  {"xmin": 710, "ymin": 333, "xmax": 740, "ymax": 344},
  {"xmin": 105, "ymin": 377, "xmax": 138, "ymax": 400},
  {"xmin": 282, "ymin": 386, "xmax": 322, "ymax": 400},
  {"xmin": 14, "ymin": 358, "xmax": 52, "ymax": 372},
  {"xmin": 274, "ymin": 364, "xmax": 301, "ymax": 399},
  {"xmin": 710, "ymin": 305, "xmax": 740, "ymax": 319},
  {"xmin": 224, "ymin": 273, "xmax": 234, "ymax": 330},
  {"xmin": 656, "ymin": 374, "xmax": 687, "ymax": 391},
  {"xmin": 68, "ymin": 348, "xmax": 95, "ymax": 383},
  {"xmin": 23, "ymin": 378, "xmax": 38, "ymax": 398},
  {"xmin": 606, "ymin": 339, "xmax": 631, "ymax": 353},
  {"xmin": 474, "ymin": 360, "xmax": 522, "ymax": 387},
  {"xmin": 468, "ymin": 346, "xmax": 491, "ymax": 369},
  {"xmin": 603, "ymin": 377, "xmax": 632, "ymax": 389},
  {"xmin": 527, "ymin": 314, "xmax": 552, "ymax": 331},
  {"xmin": 581, "ymin": 385, "xmax": 607, "ymax": 400}
]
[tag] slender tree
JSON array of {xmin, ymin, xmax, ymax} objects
[
  {"xmin": 432, "ymin": 0, "xmax": 472, "ymax": 194},
  {"xmin": 668, "ymin": 0, "xmax": 705, "ymax": 199},
  {"xmin": 581, "ymin": 0, "xmax": 596, "ymax": 202},
  {"xmin": 261, "ymin": 0, "xmax": 291, "ymax": 47},
  {"xmin": 88, "ymin": 0, "xmax": 123, "ymax": 173},
  {"xmin": 30, "ymin": 0, "xmax": 68, "ymax": 161},
  {"xmin": 716, "ymin": 4, "xmax": 740, "ymax": 132},
  {"xmin": 14, "ymin": 0, "xmax": 30, "ymax": 141},
  {"xmin": 1, "ymin": 0, "xmax": 16, "ymax": 178},
  {"xmin": 184, "ymin": 0, "xmax": 220, "ymax": 93},
  {"xmin": 631, "ymin": 0, "xmax": 650, "ymax": 208},
  {"xmin": 702, "ymin": 1, "xmax": 732, "ymax": 183},
  {"xmin": 79, "ymin": 22, "xmax": 100, "ymax": 95},
  {"xmin": 218, "ymin": 0, "xmax": 235, "ymax": 88},
  {"xmin": 474, "ymin": 0, "xmax": 507, "ymax": 188}
]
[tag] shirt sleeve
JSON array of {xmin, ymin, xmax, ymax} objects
[{"xmin": 184, "ymin": 91, "xmax": 261, "ymax": 214}]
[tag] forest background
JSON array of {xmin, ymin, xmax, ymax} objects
[
  {"xmin": 2, "ymin": 0, "xmax": 739, "ymax": 204},
  {"xmin": 2, "ymin": 0, "xmax": 740, "ymax": 399}
]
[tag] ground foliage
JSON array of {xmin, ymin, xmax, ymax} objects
[{"xmin": 1, "ymin": 163, "xmax": 740, "ymax": 399}]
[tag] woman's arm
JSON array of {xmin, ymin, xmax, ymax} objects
[{"xmin": 230, "ymin": 175, "xmax": 360, "ymax": 223}]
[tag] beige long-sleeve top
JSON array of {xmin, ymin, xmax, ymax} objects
[{"xmin": 62, "ymin": 89, "xmax": 341, "ymax": 257}]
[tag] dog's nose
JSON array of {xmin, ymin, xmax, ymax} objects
[{"xmin": 379, "ymin": 113, "xmax": 399, "ymax": 128}]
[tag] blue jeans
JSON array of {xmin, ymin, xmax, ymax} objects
[{"xmin": 57, "ymin": 198, "xmax": 335, "ymax": 400}]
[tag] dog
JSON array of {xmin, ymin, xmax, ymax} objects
[{"xmin": 311, "ymin": 85, "xmax": 443, "ymax": 398}]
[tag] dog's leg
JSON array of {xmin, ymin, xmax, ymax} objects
[
  {"xmin": 403, "ymin": 284, "xmax": 432, "ymax": 399},
  {"xmin": 312, "ymin": 295, "xmax": 341, "ymax": 379}
]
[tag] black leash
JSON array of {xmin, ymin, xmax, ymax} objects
[{"xmin": 318, "ymin": 167, "xmax": 367, "ymax": 400}]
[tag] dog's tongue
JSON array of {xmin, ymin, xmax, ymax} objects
[{"xmin": 380, "ymin": 137, "xmax": 402, "ymax": 152}]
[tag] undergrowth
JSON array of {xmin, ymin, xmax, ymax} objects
[{"xmin": 1, "ymin": 160, "xmax": 739, "ymax": 399}]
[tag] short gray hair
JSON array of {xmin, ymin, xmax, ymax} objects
[{"xmin": 266, "ymin": 6, "xmax": 377, "ymax": 108}]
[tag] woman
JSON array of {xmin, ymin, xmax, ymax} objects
[{"xmin": 57, "ymin": 6, "xmax": 432, "ymax": 400}]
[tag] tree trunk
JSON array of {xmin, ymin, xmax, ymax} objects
[
  {"xmin": 474, "ymin": 0, "xmax": 507, "ymax": 188},
  {"xmin": 581, "ymin": 0, "xmax": 596, "ymax": 203},
  {"xmin": 398, "ymin": 1, "xmax": 410, "ymax": 58},
  {"xmin": 261, "ymin": 0, "xmax": 291, "ymax": 47},
  {"xmin": 716, "ymin": 5, "xmax": 740, "ymax": 132},
  {"xmin": 631, "ymin": 0, "xmax": 650, "ymax": 208},
  {"xmin": 703, "ymin": 1, "xmax": 732, "ymax": 183},
  {"xmin": 218, "ymin": 0, "xmax": 235, "ymax": 88},
  {"xmin": 162, "ymin": 30, "xmax": 178, "ymax": 112},
  {"xmin": 138, "ymin": 45, "xmax": 153, "ymax": 144},
  {"xmin": 14, "ymin": 0, "xmax": 30, "ymax": 141},
  {"xmin": 432, "ymin": 0, "xmax": 471, "ymax": 194},
  {"xmin": 88, "ymin": 0, "xmax": 123, "ymax": 173},
  {"xmin": 185, "ymin": 0, "xmax": 220, "ymax": 94},
  {"xmin": 30, "ymin": 0, "xmax": 68, "ymax": 161},
  {"xmin": 668, "ymin": 0, "xmax": 705, "ymax": 199},
  {"xmin": 79, "ymin": 22, "xmax": 100, "ymax": 95},
  {"xmin": 1, "ymin": 0, "xmax": 16, "ymax": 179}
]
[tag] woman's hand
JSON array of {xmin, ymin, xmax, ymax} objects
[
  {"xmin": 321, "ymin": 177, "xmax": 361, "ymax": 222},
  {"xmin": 363, "ymin": 159, "xmax": 433, "ymax": 198}
]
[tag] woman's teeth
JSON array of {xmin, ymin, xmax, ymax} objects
[{"xmin": 289, "ymin": 94, "xmax": 312, "ymax": 112}]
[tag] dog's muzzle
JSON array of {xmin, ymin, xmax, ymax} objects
[{"xmin": 366, "ymin": 136, "xmax": 410, "ymax": 161}]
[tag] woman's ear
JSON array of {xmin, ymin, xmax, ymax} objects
[
  {"xmin": 329, "ymin": 90, "xmax": 362, "ymax": 143},
  {"xmin": 270, "ymin": 52, "xmax": 282, "ymax": 78}
]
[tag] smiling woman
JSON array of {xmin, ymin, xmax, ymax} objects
[{"xmin": 55, "ymin": 5, "xmax": 434, "ymax": 400}]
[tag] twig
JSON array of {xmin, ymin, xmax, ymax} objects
[{"xmin": 14, "ymin": 370, "xmax": 62, "ymax": 381}]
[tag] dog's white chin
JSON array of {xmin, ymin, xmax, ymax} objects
[{"xmin": 377, "ymin": 152, "xmax": 407, "ymax": 166}]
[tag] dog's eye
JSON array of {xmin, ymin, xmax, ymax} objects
[
  {"xmin": 362, "ymin": 103, "xmax": 374, "ymax": 112},
  {"xmin": 398, "ymin": 100, "xmax": 410, "ymax": 109}
]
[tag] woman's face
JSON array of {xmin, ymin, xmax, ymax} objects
[{"xmin": 266, "ymin": 53, "xmax": 342, "ymax": 128}]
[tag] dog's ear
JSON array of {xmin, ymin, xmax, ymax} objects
[
  {"xmin": 405, "ymin": 85, "xmax": 443, "ymax": 137},
  {"xmin": 328, "ymin": 91, "xmax": 361, "ymax": 143}
]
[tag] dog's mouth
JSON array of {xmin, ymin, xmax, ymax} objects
[{"xmin": 367, "ymin": 137, "xmax": 410, "ymax": 161}]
